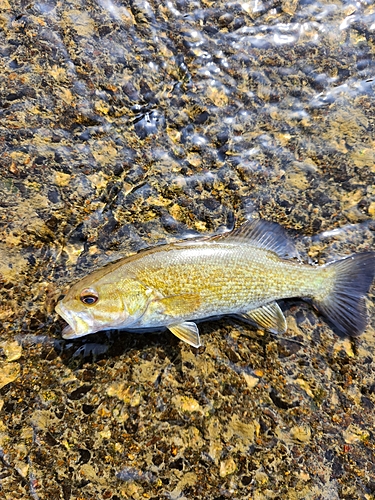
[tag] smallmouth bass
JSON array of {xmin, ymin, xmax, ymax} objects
[{"xmin": 55, "ymin": 219, "xmax": 375, "ymax": 347}]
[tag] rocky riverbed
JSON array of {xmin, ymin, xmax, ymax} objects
[{"xmin": 0, "ymin": 0, "xmax": 375, "ymax": 498}]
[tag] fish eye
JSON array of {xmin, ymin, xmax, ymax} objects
[{"xmin": 80, "ymin": 289, "xmax": 99, "ymax": 305}]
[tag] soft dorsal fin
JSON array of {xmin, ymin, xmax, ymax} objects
[{"xmin": 219, "ymin": 219, "xmax": 298, "ymax": 259}]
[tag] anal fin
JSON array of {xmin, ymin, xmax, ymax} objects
[
  {"xmin": 240, "ymin": 302, "xmax": 287, "ymax": 334},
  {"xmin": 168, "ymin": 322, "xmax": 201, "ymax": 348}
]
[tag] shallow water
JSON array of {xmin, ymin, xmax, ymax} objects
[{"xmin": 0, "ymin": 0, "xmax": 375, "ymax": 499}]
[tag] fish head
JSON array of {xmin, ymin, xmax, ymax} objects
[{"xmin": 55, "ymin": 277, "xmax": 133, "ymax": 339}]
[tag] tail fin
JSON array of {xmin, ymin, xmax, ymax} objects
[{"xmin": 313, "ymin": 252, "xmax": 375, "ymax": 337}]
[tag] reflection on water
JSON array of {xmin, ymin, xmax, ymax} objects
[{"xmin": 0, "ymin": 0, "xmax": 375, "ymax": 498}]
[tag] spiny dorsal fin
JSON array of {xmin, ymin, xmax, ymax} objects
[
  {"xmin": 240, "ymin": 302, "xmax": 287, "ymax": 334},
  {"xmin": 168, "ymin": 322, "xmax": 201, "ymax": 348},
  {"xmin": 220, "ymin": 219, "xmax": 298, "ymax": 259}
]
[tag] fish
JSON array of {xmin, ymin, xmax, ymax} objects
[{"xmin": 55, "ymin": 219, "xmax": 375, "ymax": 347}]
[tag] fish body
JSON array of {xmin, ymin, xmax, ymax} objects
[{"xmin": 55, "ymin": 219, "xmax": 375, "ymax": 347}]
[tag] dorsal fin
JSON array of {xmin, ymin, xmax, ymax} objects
[{"xmin": 219, "ymin": 219, "xmax": 298, "ymax": 259}]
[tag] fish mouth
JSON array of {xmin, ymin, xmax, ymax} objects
[
  {"xmin": 55, "ymin": 302, "xmax": 91, "ymax": 339},
  {"xmin": 62, "ymin": 323, "xmax": 75, "ymax": 338}
]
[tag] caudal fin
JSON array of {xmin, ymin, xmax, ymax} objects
[{"xmin": 313, "ymin": 252, "xmax": 375, "ymax": 337}]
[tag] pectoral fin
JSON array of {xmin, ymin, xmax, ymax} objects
[
  {"xmin": 168, "ymin": 322, "xmax": 201, "ymax": 348},
  {"xmin": 153, "ymin": 293, "xmax": 201, "ymax": 317},
  {"xmin": 240, "ymin": 302, "xmax": 287, "ymax": 334}
]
